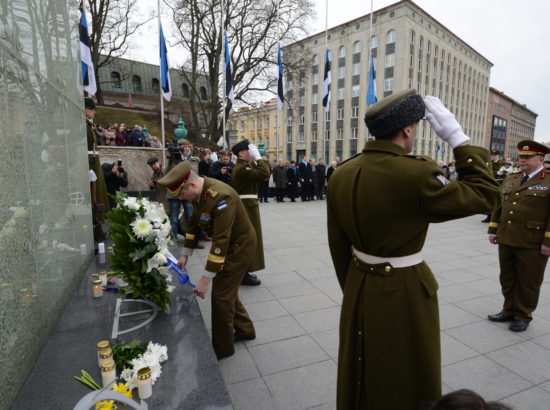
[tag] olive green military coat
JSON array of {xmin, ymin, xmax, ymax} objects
[
  {"xmin": 489, "ymin": 169, "xmax": 550, "ymax": 248},
  {"xmin": 87, "ymin": 120, "xmax": 109, "ymax": 221},
  {"xmin": 231, "ymin": 158, "xmax": 270, "ymax": 272},
  {"xmin": 327, "ymin": 140, "xmax": 501, "ymax": 410}
]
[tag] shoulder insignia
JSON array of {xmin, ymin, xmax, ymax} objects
[
  {"xmin": 435, "ymin": 174, "xmax": 449, "ymax": 186},
  {"xmin": 207, "ymin": 188, "xmax": 218, "ymax": 198},
  {"xmin": 216, "ymin": 200, "xmax": 227, "ymax": 210}
]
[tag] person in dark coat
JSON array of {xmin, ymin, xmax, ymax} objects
[
  {"xmin": 209, "ymin": 151, "xmax": 234, "ymax": 185},
  {"xmin": 314, "ymin": 158, "xmax": 326, "ymax": 200},
  {"xmin": 272, "ymin": 159, "xmax": 288, "ymax": 202},
  {"xmin": 198, "ymin": 151, "xmax": 211, "ymax": 177},
  {"xmin": 298, "ymin": 156, "xmax": 313, "ymax": 201},
  {"xmin": 130, "ymin": 125, "xmax": 145, "ymax": 146},
  {"xmin": 286, "ymin": 161, "xmax": 299, "ymax": 202},
  {"xmin": 257, "ymin": 157, "xmax": 270, "ymax": 203},
  {"xmin": 101, "ymin": 160, "xmax": 128, "ymax": 210},
  {"xmin": 326, "ymin": 160, "xmax": 337, "ymax": 182},
  {"xmin": 327, "ymin": 90, "xmax": 501, "ymax": 410}
]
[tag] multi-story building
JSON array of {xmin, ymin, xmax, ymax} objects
[
  {"xmin": 283, "ymin": 0, "xmax": 492, "ymax": 163},
  {"xmin": 227, "ymin": 99, "xmax": 285, "ymax": 160},
  {"xmin": 485, "ymin": 87, "xmax": 538, "ymax": 160},
  {"xmin": 97, "ymin": 55, "xmax": 211, "ymax": 138}
]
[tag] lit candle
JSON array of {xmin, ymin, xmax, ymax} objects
[
  {"xmin": 97, "ymin": 341, "xmax": 110, "ymax": 366},
  {"xmin": 137, "ymin": 367, "xmax": 152, "ymax": 399},
  {"xmin": 98, "ymin": 347, "xmax": 113, "ymax": 367},
  {"xmin": 92, "ymin": 279, "xmax": 103, "ymax": 298},
  {"xmin": 98, "ymin": 271, "xmax": 107, "ymax": 286},
  {"xmin": 100, "ymin": 359, "xmax": 116, "ymax": 388},
  {"xmin": 98, "ymin": 242, "xmax": 105, "ymax": 254}
]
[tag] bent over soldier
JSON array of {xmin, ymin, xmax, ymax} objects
[
  {"xmin": 327, "ymin": 90, "xmax": 501, "ymax": 410},
  {"xmin": 157, "ymin": 161, "xmax": 257, "ymax": 360}
]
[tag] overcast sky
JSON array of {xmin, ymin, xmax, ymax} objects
[{"xmin": 131, "ymin": 0, "xmax": 549, "ymax": 142}]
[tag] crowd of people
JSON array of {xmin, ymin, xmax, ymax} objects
[{"xmin": 94, "ymin": 122, "xmax": 163, "ymax": 148}]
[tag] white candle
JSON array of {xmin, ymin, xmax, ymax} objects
[
  {"xmin": 137, "ymin": 367, "xmax": 152, "ymax": 399},
  {"xmin": 99, "ymin": 271, "xmax": 107, "ymax": 286},
  {"xmin": 98, "ymin": 242, "xmax": 105, "ymax": 254},
  {"xmin": 97, "ymin": 341, "xmax": 110, "ymax": 367},
  {"xmin": 101, "ymin": 359, "xmax": 116, "ymax": 388},
  {"xmin": 92, "ymin": 280, "xmax": 103, "ymax": 298}
]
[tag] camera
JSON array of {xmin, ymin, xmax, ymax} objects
[{"xmin": 117, "ymin": 159, "xmax": 125, "ymax": 174}]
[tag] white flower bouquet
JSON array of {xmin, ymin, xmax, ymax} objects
[
  {"xmin": 497, "ymin": 165, "xmax": 520, "ymax": 177},
  {"xmin": 120, "ymin": 342, "xmax": 168, "ymax": 390},
  {"xmin": 107, "ymin": 194, "xmax": 174, "ymax": 310}
]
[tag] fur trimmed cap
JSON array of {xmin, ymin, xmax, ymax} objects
[
  {"xmin": 364, "ymin": 89, "xmax": 425, "ymax": 138},
  {"xmin": 231, "ymin": 139, "xmax": 249, "ymax": 156},
  {"xmin": 157, "ymin": 161, "xmax": 192, "ymax": 196}
]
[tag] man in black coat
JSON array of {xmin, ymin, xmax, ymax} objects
[
  {"xmin": 286, "ymin": 161, "xmax": 299, "ymax": 202},
  {"xmin": 298, "ymin": 156, "xmax": 313, "ymax": 202},
  {"xmin": 314, "ymin": 158, "xmax": 326, "ymax": 200},
  {"xmin": 101, "ymin": 160, "xmax": 128, "ymax": 209},
  {"xmin": 209, "ymin": 151, "xmax": 234, "ymax": 185}
]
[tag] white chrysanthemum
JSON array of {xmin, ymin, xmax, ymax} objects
[
  {"xmin": 131, "ymin": 218, "xmax": 153, "ymax": 239},
  {"xmin": 120, "ymin": 368, "xmax": 133, "ymax": 381},
  {"xmin": 123, "ymin": 197, "xmax": 140, "ymax": 211},
  {"xmin": 130, "ymin": 357, "xmax": 146, "ymax": 370},
  {"xmin": 150, "ymin": 363, "xmax": 162, "ymax": 384},
  {"xmin": 167, "ymin": 285, "xmax": 175, "ymax": 293},
  {"xmin": 125, "ymin": 377, "xmax": 138, "ymax": 390},
  {"xmin": 146, "ymin": 252, "xmax": 168, "ymax": 273}
]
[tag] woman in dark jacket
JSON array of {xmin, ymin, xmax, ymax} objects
[{"xmin": 286, "ymin": 161, "xmax": 299, "ymax": 202}]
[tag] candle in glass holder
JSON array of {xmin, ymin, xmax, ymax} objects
[
  {"xmin": 98, "ymin": 242, "xmax": 105, "ymax": 254},
  {"xmin": 98, "ymin": 271, "xmax": 108, "ymax": 286},
  {"xmin": 137, "ymin": 367, "xmax": 152, "ymax": 399},
  {"xmin": 98, "ymin": 347, "xmax": 113, "ymax": 367},
  {"xmin": 100, "ymin": 359, "xmax": 116, "ymax": 388},
  {"xmin": 96, "ymin": 340, "xmax": 110, "ymax": 366},
  {"xmin": 92, "ymin": 279, "xmax": 103, "ymax": 298}
]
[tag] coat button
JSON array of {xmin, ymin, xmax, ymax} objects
[
  {"xmin": 508, "ymin": 221, "xmax": 511, "ymax": 224},
  {"xmin": 513, "ymin": 202, "xmax": 517, "ymax": 205},
  {"xmin": 358, "ymin": 357, "xmax": 362, "ymax": 361},
  {"xmin": 358, "ymin": 331, "xmax": 362, "ymax": 335},
  {"xmin": 370, "ymin": 267, "xmax": 374, "ymax": 271},
  {"xmin": 515, "ymin": 193, "xmax": 519, "ymax": 196},
  {"xmin": 509, "ymin": 211, "xmax": 513, "ymax": 214},
  {"xmin": 385, "ymin": 266, "xmax": 391, "ymax": 272},
  {"xmin": 467, "ymin": 158, "xmax": 473, "ymax": 163}
]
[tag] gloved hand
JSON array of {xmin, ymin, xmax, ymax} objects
[
  {"xmin": 248, "ymin": 143, "xmax": 262, "ymax": 161},
  {"xmin": 210, "ymin": 152, "xmax": 218, "ymax": 162},
  {"xmin": 424, "ymin": 96, "xmax": 470, "ymax": 148}
]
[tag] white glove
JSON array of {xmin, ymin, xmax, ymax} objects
[
  {"xmin": 210, "ymin": 152, "xmax": 218, "ymax": 162},
  {"xmin": 248, "ymin": 143, "xmax": 262, "ymax": 161},
  {"xmin": 424, "ymin": 96, "xmax": 470, "ymax": 148}
]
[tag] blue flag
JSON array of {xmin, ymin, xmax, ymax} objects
[
  {"xmin": 225, "ymin": 32, "xmax": 235, "ymax": 104},
  {"xmin": 367, "ymin": 56, "xmax": 377, "ymax": 105},
  {"xmin": 436, "ymin": 143, "xmax": 441, "ymax": 153},
  {"xmin": 277, "ymin": 44, "xmax": 284, "ymax": 109},
  {"xmin": 322, "ymin": 48, "xmax": 331, "ymax": 111},
  {"xmin": 159, "ymin": 24, "xmax": 172, "ymax": 101},
  {"xmin": 79, "ymin": 10, "xmax": 96, "ymax": 96}
]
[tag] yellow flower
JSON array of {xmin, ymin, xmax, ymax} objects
[
  {"xmin": 112, "ymin": 382, "xmax": 133, "ymax": 399},
  {"xmin": 95, "ymin": 399, "xmax": 115, "ymax": 409}
]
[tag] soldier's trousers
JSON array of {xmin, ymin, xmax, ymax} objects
[
  {"xmin": 499, "ymin": 244, "xmax": 549, "ymax": 322},
  {"xmin": 211, "ymin": 267, "xmax": 255, "ymax": 356}
]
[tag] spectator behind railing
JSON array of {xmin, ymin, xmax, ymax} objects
[
  {"xmin": 131, "ymin": 125, "xmax": 145, "ymax": 146},
  {"xmin": 114, "ymin": 123, "xmax": 125, "ymax": 146},
  {"xmin": 103, "ymin": 124, "xmax": 116, "ymax": 146}
]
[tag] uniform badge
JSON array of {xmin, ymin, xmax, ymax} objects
[
  {"xmin": 504, "ymin": 184, "xmax": 513, "ymax": 188},
  {"xmin": 214, "ymin": 248, "xmax": 221, "ymax": 254},
  {"xmin": 216, "ymin": 200, "xmax": 227, "ymax": 210},
  {"xmin": 435, "ymin": 174, "xmax": 449, "ymax": 186},
  {"xmin": 200, "ymin": 212, "xmax": 211, "ymax": 221},
  {"xmin": 528, "ymin": 185, "xmax": 548, "ymax": 191}
]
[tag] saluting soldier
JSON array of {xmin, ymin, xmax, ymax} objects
[
  {"xmin": 231, "ymin": 140, "xmax": 271, "ymax": 286},
  {"xmin": 84, "ymin": 97, "xmax": 109, "ymax": 241},
  {"xmin": 327, "ymin": 90, "xmax": 501, "ymax": 410},
  {"xmin": 157, "ymin": 161, "xmax": 257, "ymax": 360},
  {"xmin": 482, "ymin": 149, "xmax": 505, "ymax": 222},
  {"xmin": 488, "ymin": 140, "xmax": 550, "ymax": 332}
]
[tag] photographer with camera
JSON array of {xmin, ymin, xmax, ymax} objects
[
  {"xmin": 101, "ymin": 159, "xmax": 128, "ymax": 209},
  {"xmin": 209, "ymin": 151, "xmax": 234, "ymax": 185}
]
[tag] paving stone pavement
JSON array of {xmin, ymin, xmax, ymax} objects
[{"xmin": 182, "ymin": 199, "xmax": 550, "ymax": 410}]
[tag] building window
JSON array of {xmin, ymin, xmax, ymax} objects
[
  {"xmin": 182, "ymin": 83, "xmax": 189, "ymax": 98},
  {"xmin": 240, "ymin": 120, "xmax": 245, "ymax": 130},
  {"xmin": 325, "ymin": 129, "xmax": 330, "ymax": 140},
  {"xmin": 200, "ymin": 86, "xmax": 208, "ymax": 100},
  {"xmin": 251, "ymin": 119, "xmax": 255, "ymax": 129},
  {"xmin": 337, "ymin": 129, "xmax": 344, "ymax": 140},
  {"xmin": 287, "ymin": 117, "xmax": 293, "ymax": 126},
  {"xmin": 312, "ymin": 54, "xmax": 319, "ymax": 65},
  {"xmin": 353, "ymin": 41, "xmax": 361, "ymax": 54},
  {"xmin": 300, "ymin": 77, "xmax": 305, "ymax": 88},
  {"xmin": 325, "ymin": 111, "xmax": 330, "ymax": 121},
  {"xmin": 351, "ymin": 127, "xmax": 358, "ymax": 139},
  {"xmin": 339, "ymin": 46, "xmax": 346, "ymax": 58},
  {"xmin": 312, "ymin": 92, "xmax": 318, "ymax": 104},
  {"xmin": 338, "ymin": 66, "xmax": 345, "ymax": 79},
  {"xmin": 111, "ymin": 71, "xmax": 121, "ymax": 88},
  {"xmin": 370, "ymin": 36, "xmax": 377, "ymax": 49},
  {"xmin": 419, "ymin": 36, "xmax": 423, "ymax": 50},
  {"xmin": 353, "ymin": 62, "xmax": 361, "ymax": 75},
  {"xmin": 385, "ymin": 53, "xmax": 395, "ymax": 68},
  {"xmin": 337, "ymin": 108, "xmax": 344, "ymax": 120},
  {"xmin": 337, "ymin": 87, "xmax": 345, "ymax": 99},
  {"xmin": 265, "ymin": 118, "xmax": 270, "ymax": 128},
  {"xmin": 299, "ymin": 114, "xmax": 305, "ymax": 124},
  {"xmin": 299, "ymin": 131, "xmax": 304, "ymax": 142},
  {"xmin": 312, "ymin": 72, "xmax": 319, "ymax": 84},
  {"xmin": 351, "ymin": 106, "xmax": 359, "ymax": 118},
  {"xmin": 384, "ymin": 78, "xmax": 394, "ymax": 92},
  {"xmin": 410, "ymin": 30, "xmax": 415, "ymax": 44},
  {"xmin": 300, "ymin": 95, "xmax": 305, "ymax": 106},
  {"xmin": 312, "ymin": 130, "xmax": 317, "ymax": 141},
  {"xmin": 287, "ymin": 79, "xmax": 293, "ymax": 90},
  {"xmin": 132, "ymin": 75, "xmax": 142, "ymax": 92},
  {"xmin": 258, "ymin": 118, "xmax": 263, "ymax": 129},
  {"xmin": 287, "ymin": 133, "xmax": 292, "ymax": 142},
  {"xmin": 312, "ymin": 112, "xmax": 317, "ymax": 123},
  {"xmin": 351, "ymin": 84, "xmax": 360, "ymax": 97},
  {"xmin": 386, "ymin": 30, "xmax": 396, "ymax": 44},
  {"xmin": 152, "ymin": 78, "xmax": 160, "ymax": 93}
]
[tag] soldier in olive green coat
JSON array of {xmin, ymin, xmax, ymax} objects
[
  {"xmin": 231, "ymin": 140, "xmax": 271, "ymax": 286},
  {"xmin": 487, "ymin": 140, "xmax": 550, "ymax": 332},
  {"xmin": 157, "ymin": 161, "xmax": 257, "ymax": 360},
  {"xmin": 327, "ymin": 90, "xmax": 501, "ymax": 410}
]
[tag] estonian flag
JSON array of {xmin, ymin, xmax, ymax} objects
[
  {"xmin": 80, "ymin": 10, "xmax": 96, "ymax": 96},
  {"xmin": 277, "ymin": 44, "xmax": 284, "ymax": 109},
  {"xmin": 322, "ymin": 48, "xmax": 331, "ymax": 111},
  {"xmin": 160, "ymin": 24, "xmax": 172, "ymax": 101},
  {"xmin": 366, "ymin": 56, "xmax": 377, "ymax": 105},
  {"xmin": 225, "ymin": 32, "xmax": 235, "ymax": 105}
]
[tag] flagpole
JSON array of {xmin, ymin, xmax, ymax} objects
[
  {"xmin": 366, "ymin": 0, "xmax": 374, "ymax": 142},
  {"xmin": 221, "ymin": 0, "xmax": 226, "ymax": 150},
  {"xmin": 158, "ymin": 0, "xmax": 166, "ymax": 169},
  {"xmin": 276, "ymin": 1, "xmax": 280, "ymax": 162},
  {"xmin": 323, "ymin": 0, "xmax": 328, "ymax": 162}
]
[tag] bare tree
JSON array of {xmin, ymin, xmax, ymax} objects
[
  {"xmin": 166, "ymin": 0, "xmax": 314, "ymax": 144},
  {"xmin": 84, "ymin": 0, "xmax": 151, "ymax": 104}
]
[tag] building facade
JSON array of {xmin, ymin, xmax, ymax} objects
[
  {"xmin": 97, "ymin": 55, "xmax": 211, "ymax": 138},
  {"xmin": 283, "ymin": 0, "xmax": 492, "ymax": 163},
  {"xmin": 227, "ymin": 99, "xmax": 285, "ymax": 160},
  {"xmin": 485, "ymin": 88, "xmax": 538, "ymax": 160}
]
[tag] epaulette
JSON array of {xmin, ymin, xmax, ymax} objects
[
  {"xmin": 403, "ymin": 154, "xmax": 429, "ymax": 161},
  {"xmin": 206, "ymin": 188, "xmax": 218, "ymax": 198}
]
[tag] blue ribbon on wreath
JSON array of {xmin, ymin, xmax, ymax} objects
[{"xmin": 166, "ymin": 256, "xmax": 195, "ymax": 288}]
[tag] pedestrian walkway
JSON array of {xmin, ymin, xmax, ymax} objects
[{"xmin": 184, "ymin": 200, "xmax": 550, "ymax": 410}]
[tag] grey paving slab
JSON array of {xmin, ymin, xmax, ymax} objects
[
  {"xmin": 265, "ymin": 280, "xmax": 320, "ymax": 299},
  {"xmin": 227, "ymin": 377, "xmax": 279, "ymax": 410},
  {"xmin": 501, "ymin": 386, "xmax": 550, "ymax": 410},
  {"xmin": 245, "ymin": 299, "xmax": 289, "ymax": 322},
  {"xmin": 439, "ymin": 304, "xmax": 482, "ymax": 330},
  {"xmin": 487, "ymin": 341, "xmax": 550, "ymax": 384},
  {"xmin": 438, "ymin": 283, "xmax": 485, "ymax": 303},
  {"xmin": 445, "ymin": 321, "xmax": 525, "ymax": 354},
  {"xmin": 248, "ymin": 335, "xmax": 329, "ymax": 376},
  {"xmin": 264, "ymin": 360, "xmax": 337, "ymax": 410},
  {"xmin": 293, "ymin": 306, "xmax": 341, "ymax": 333},
  {"xmin": 454, "ymin": 295, "xmax": 503, "ymax": 319},
  {"xmin": 311, "ymin": 328, "xmax": 340, "ymax": 359},
  {"xmin": 218, "ymin": 343, "xmax": 261, "ymax": 384},
  {"xmin": 442, "ymin": 356, "xmax": 533, "ymax": 401},
  {"xmin": 440, "ymin": 332, "xmax": 479, "ymax": 366},
  {"xmin": 245, "ymin": 315, "xmax": 307, "ymax": 347},
  {"xmin": 279, "ymin": 292, "xmax": 337, "ymax": 315}
]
